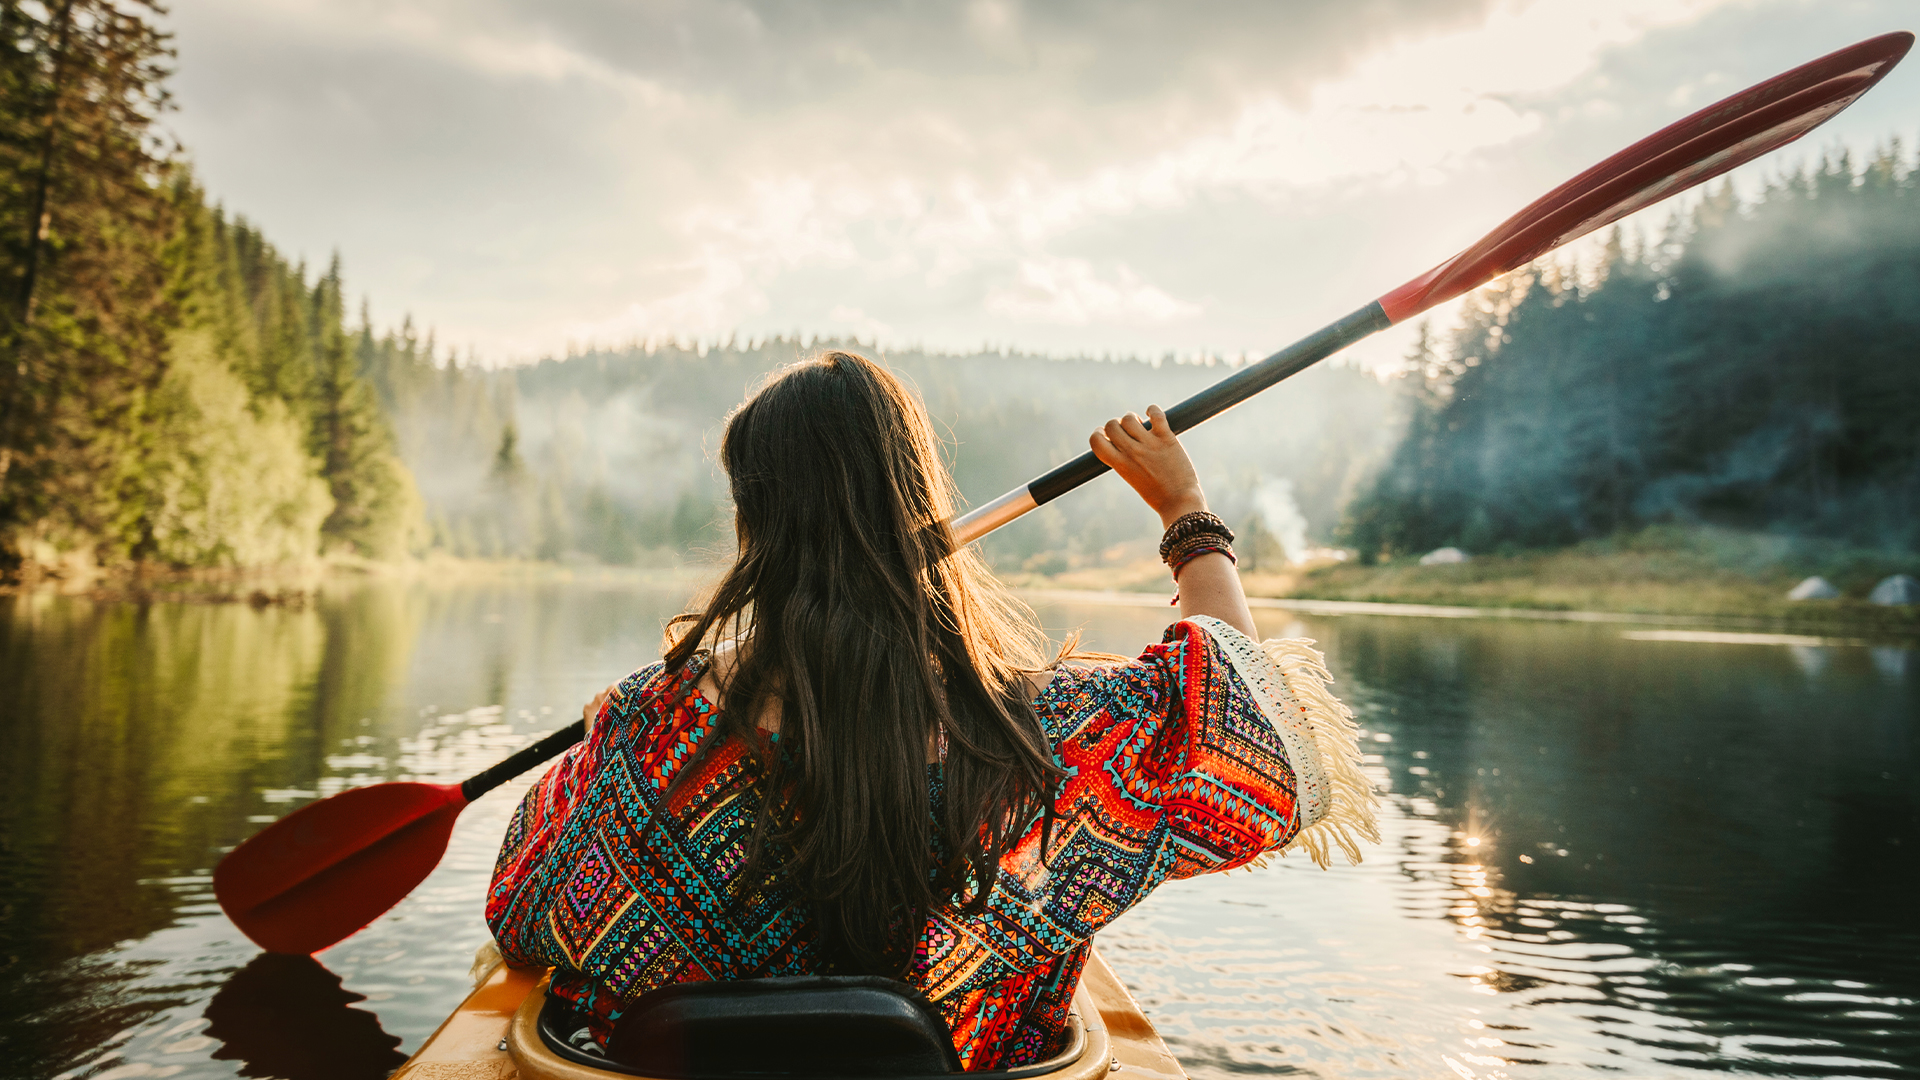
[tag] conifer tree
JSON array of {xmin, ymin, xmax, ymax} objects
[
  {"xmin": 0, "ymin": 0, "xmax": 172, "ymax": 563},
  {"xmin": 0, "ymin": 1, "xmax": 423, "ymax": 572},
  {"xmin": 1342, "ymin": 149, "xmax": 1920, "ymax": 556}
]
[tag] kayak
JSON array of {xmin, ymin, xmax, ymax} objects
[{"xmin": 392, "ymin": 946, "xmax": 1185, "ymax": 1080}]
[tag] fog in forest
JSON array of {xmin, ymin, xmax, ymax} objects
[
  {"xmin": 366, "ymin": 337, "xmax": 1401, "ymax": 573},
  {"xmin": 1344, "ymin": 149, "xmax": 1920, "ymax": 561}
]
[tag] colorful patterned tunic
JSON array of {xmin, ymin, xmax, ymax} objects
[{"xmin": 486, "ymin": 616, "xmax": 1373, "ymax": 1070}]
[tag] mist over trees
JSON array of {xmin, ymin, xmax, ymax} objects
[
  {"xmin": 363, "ymin": 337, "xmax": 1401, "ymax": 572},
  {"xmin": 8, "ymin": 0, "xmax": 1919, "ymax": 581},
  {"xmin": 0, "ymin": 0, "xmax": 417, "ymax": 571},
  {"xmin": 1343, "ymin": 149, "xmax": 1920, "ymax": 560}
]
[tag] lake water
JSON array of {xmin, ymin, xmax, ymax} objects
[{"xmin": 2, "ymin": 579, "xmax": 1915, "ymax": 1080}]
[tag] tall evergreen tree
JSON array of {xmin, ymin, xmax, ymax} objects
[
  {"xmin": 0, "ymin": 0, "xmax": 172, "ymax": 563},
  {"xmin": 1343, "ymin": 151, "xmax": 1920, "ymax": 558},
  {"xmin": 0, "ymin": 0, "xmax": 422, "ymax": 572}
]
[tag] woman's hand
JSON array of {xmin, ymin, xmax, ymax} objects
[
  {"xmin": 582, "ymin": 684, "xmax": 614, "ymax": 737},
  {"xmin": 1089, "ymin": 404, "xmax": 1208, "ymax": 526},
  {"xmin": 1090, "ymin": 403, "xmax": 1258, "ymax": 641}
]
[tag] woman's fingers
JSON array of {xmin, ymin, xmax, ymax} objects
[
  {"xmin": 1094, "ymin": 406, "xmax": 1172, "ymax": 459},
  {"xmin": 1089, "ymin": 427, "xmax": 1119, "ymax": 464}
]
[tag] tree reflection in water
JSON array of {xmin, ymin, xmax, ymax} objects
[{"xmin": 3, "ymin": 583, "xmax": 1913, "ymax": 1080}]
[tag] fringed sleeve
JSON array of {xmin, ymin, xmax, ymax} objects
[
  {"xmin": 1029, "ymin": 614, "xmax": 1376, "ymax": 883},
  {"xmin": 920, "ymin": 617, "xmax": 1378, "ymax": 1064},
  {"xmin": 1184, "ymin": 616, "xmax": 1381, "ymax": 869}
]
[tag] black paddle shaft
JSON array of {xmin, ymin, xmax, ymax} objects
[
  {"xmin": 460, "ymin": 720, "xmax": 587, "ymax": 802},
  {"xmin": 1026, "ymin": 301, "xmax": 1391, "ymax": 506}
]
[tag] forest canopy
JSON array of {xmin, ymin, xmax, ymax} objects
[
  {"xmin": 4, "ymin": 0, "xmax": 1917, "ymax": 579},
  {"xmin": 1342, "ymin": 149, "xmax": 1920, "ymax": 560},
  {"xmin": 0, "ymin": 0, "xmax": 418, "ymax": 572}
]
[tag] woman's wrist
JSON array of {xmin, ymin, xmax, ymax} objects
[{"xmin": 1155, "ymin": 490, "xmax": 1209, "ymax": 528}]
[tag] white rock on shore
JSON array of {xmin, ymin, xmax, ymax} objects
[
  {"xmin": 1868, "ymin": 574, "xmax": 1919, "ymax": 606},
  {"xmin": 1786, "ymin": 576, "xmax": 1840, "ymax": 601}
]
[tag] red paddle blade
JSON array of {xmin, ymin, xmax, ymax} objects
[
  {"xmin": 214, "ymin": 782, "xmax": 468, "ymax": 955},
  {"xmin": 1379, "ymin": 31, "xmax": 1914, "ymax": 324}
]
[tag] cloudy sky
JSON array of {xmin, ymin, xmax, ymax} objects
[{"xmin": 161, "ymin": 0, "xmax": 1920, "ymax": 367}]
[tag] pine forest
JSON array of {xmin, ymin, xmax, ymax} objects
[{"xmin": 4, "ymin": 1, "xmax": 1919, "ymax": 582}]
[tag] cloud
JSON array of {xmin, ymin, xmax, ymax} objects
[
  {"xmin": 986, "ymin": 257, "xmax": 1202, "ymax": 327},
  {"xmin": 160, "ymin": 0, "xmax": 1904, "ymax": 363}
]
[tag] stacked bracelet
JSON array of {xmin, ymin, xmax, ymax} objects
[
  {"xmin": 1166, "ymin": 534, "xmax": 1237, "ymax": 577},
  {"xmin": 1160, "ymin": 511, "xmax": 1235, "ymax": 604},
  {"xmin": 1158, "ymin": 511, "xmax": 1234, "ymax": 563}
]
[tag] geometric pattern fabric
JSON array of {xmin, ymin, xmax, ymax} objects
[{"xmin": 487, "ymin": 618, "xmax": 1304, "ymax": 1069}]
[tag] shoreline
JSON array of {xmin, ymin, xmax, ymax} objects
[
  {"xmin": 8, "ymin": 549, "xmax": 1914, "ymax": 640},
  {"xmin": 1005, "ymin": 527, "xmax": 1920, "ymax": 639},
  {"xmin": 0, "ymin": 557, "xmax": 724, "ymax": 605},
  {"xmin": 1017, "ymin": 587, "xmax": 1919, "ymax": 642}
]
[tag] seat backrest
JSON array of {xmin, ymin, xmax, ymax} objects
[{"xmin": 540, "ymin": 975, "xmax": 963, "ymax": 1079}]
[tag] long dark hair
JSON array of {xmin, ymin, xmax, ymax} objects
[{"xmin": 663, "ymin": 351, "xmax": 1060, "ymax": 975}]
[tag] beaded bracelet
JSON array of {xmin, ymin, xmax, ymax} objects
[
  {"xmin": 1158, "ymin": 510, "xmax": 1234, "ymax": 563},
  {"xmin": 1169, "ymin": 540, "xmax": 1236, "ymax": 577},
  {"xmin": 1161, "ymin": 511, "xmax": 1236, "ymax": 604}
]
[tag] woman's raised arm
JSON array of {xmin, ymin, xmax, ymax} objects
[{"xmin": 1089, "ymin": 404, "xmax": 1257, "ymax": 639}]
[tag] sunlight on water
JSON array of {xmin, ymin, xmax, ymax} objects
[
  {"xmin": 1, "ymin": 582, "xmax": 1914, "ymax": 1080},
  {"xmin": 1030, "ymin": 597, "xmax": 1920, "ymax": 1080}
]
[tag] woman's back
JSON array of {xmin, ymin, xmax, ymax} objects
[
  {"xmin": 488, "ymin": 614, "xmax": 1358, "ymax": 1068},
  {"xmin": 652, "ymin": 351, "xmax": 1061, "ymax": 979},
  {"xmin": 483, "ymin": 350, "xmax": 1376, "ymax": 1069}
]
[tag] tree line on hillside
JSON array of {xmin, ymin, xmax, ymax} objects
[
  {"xmin": 1342, "ymin": 148, "xmax": 1920, "ymax": 560},
  {"xmin": 15, "ymin": 0, "xmax": 1917, "ymax": 578},
  {"xmin": 361, "ymin": 335, "xmax": 1400, "ymax": 572},
  {"xmin": 0, "ymin": 0, "xmax": 1394, "ymax": 577},
  {"xmin": 0, "ymin": 0, "xmax": 415, "ymax": 573}
]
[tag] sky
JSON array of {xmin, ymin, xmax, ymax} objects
[{"xmin": 161, "ymin": 0, "xmax": 1920, "ymax": 368}]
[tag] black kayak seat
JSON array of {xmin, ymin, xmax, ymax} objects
[{"xmin": 536, "ymin": 975, "xmax": 1088, "ymax": 1080}]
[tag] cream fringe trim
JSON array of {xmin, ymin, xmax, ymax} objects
[
  {"xmin": 470, "ymin": 939, "xmax": 505, "ymax": 988},
  {"xmin": 1256, "ymin": 637, "xmax": 1381, "ymax": 868},
  {"xmin": 1187, "ymin": 617, "xmax": 1381, "ymax": 870}
]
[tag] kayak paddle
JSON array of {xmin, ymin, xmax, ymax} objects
[
  {"xmin": 214, "ymin": 723, "xmax": 583, "ymax": 955},
  {"xmin": 211, "ymin": 31, "xmax": 1909, "ymax": 957},
  {"xmin": 950, "ymin": 31, "xmax": 1913, "ymax": 543}
]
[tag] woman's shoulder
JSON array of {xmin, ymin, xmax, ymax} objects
[
  {"xmin": 1027, "ymin": 620, "xmax": 1240, "ymax": 739},
  {"xmin": 599, "ymin": 658, "xmax": 701, "ymax": 734},
  {"xmin": 616, "ymin": 659, "xmax": 677, "ymax": 700}
]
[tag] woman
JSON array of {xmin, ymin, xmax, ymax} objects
[{"xmin": 486, "ymin": 351, "xmax": 1375, "ymax": 1070}]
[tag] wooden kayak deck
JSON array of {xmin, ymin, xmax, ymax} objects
[{"xmin": 394, "ymin": 947, "xmax": 1185, "ymax": 1080}]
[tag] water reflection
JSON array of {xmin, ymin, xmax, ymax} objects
[
  {"xmin": 1, "ymin": 583, "xmax": 1914, "ymax": 1079},
  {"xmin": 0, "ymin": 578, "xmax": 692, "ymax": 1080},
  {"xmin": 1040, "ymin": 602, "xmax": 1920, "ymax": 1079},
  {"xmin": 202, "ymin": 955, "xmax": 404, "ymax": 1079}
]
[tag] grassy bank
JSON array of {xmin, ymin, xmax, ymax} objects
[
  {"xmin": 18, "ymin": 526, "xmax": 1916, "ymax": 635},
  {"xmin": 1007, "ymin": 527, "xmax": 1920, "ymax": 635},
  {"xmin": 0, "ymin": 553, "xmax": 721, "ymax": 606}
]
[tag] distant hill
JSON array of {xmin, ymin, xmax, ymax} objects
[{"xmin": 364, "ymin": 337, "xmax": 1399, "ymax": 572}]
